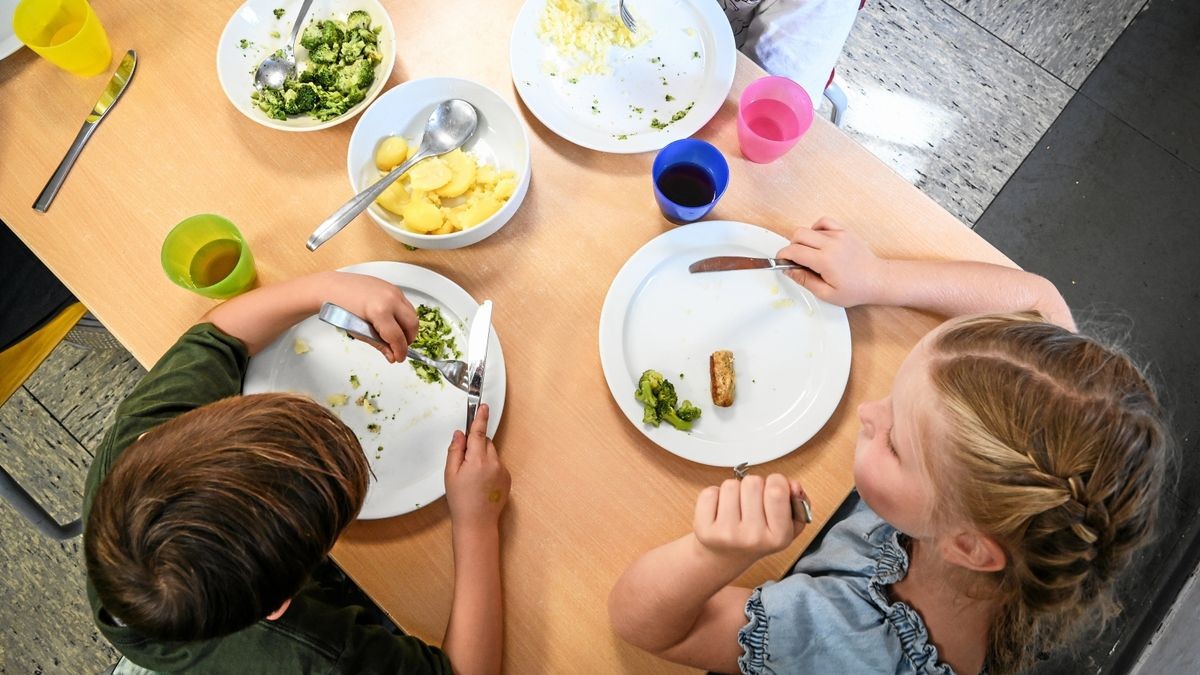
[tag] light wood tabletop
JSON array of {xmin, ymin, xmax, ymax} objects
[{"xmin": 0, "ymin": 1, "xmax": 1013, "ymax": 672}]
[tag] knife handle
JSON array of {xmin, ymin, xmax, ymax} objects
[{"xmin": 33, "ymin": 121, "xmax": 98, "ymax": 213}]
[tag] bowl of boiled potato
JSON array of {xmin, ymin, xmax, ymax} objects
[{"xmin": 347, "ymin": 77, "xmax": 531, "ymax": 249}]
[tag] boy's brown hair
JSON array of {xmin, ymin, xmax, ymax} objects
[{"xmin": 85, "ymin": 393, "xmax": 369, "ymax": 641}]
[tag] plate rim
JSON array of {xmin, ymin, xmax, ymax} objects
[
  {"xmin": 597, "ymin": 220, "xmax": 852, "ymax": 467},
  {"xmin": 243, "ymin": 261, "xmax": 506, "ymax": 518},
  {"xmin": 508, "ymin": 0, "xmax": 736, "ymax": 154}
]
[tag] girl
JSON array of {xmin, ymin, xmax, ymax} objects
[{"xmin": 609, "ymin": 218, "xmax": 1168, "ymax": 674}]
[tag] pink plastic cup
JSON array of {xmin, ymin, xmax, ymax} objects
[{"xmin": 737, "ymin": 76, "xmax": 814, "ymax": 163}]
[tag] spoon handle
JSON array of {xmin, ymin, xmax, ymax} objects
[
  {"xmin": 289, "ymin": 0, "xmax": 316, "ymax": 52},
  {"xmin": 306, "ymin": 150, "xmax": 431, "ymax": 251}
]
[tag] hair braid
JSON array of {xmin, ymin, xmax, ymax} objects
[{"xmin": 925, "ymin": 314, "xmax": 1167, "ymax": 673}]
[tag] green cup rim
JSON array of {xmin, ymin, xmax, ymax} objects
[{"xmin": 161, "ymin": 214, "xmax": 253, "ymax": 298}]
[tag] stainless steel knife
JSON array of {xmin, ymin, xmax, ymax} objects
[
  {"xmin": 33, "ymin": 49, "xmax": 138, "ymax": 213},
  {"xmin": 464, "ymin": 300, "xmax": 493, "ymax": 431},
  {"xmin": 688, "ymin": 256, "xmax": 810, "ymax": 274}
]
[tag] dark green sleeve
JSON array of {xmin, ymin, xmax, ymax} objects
[{"xmin": 82, "ymin": 323, "xmax": 248, "ymax": 520}]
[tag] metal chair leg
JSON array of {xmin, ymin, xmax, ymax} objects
[
  {"xmin": 824, "ymin": 80, "xmax": 848, "ymax": 128},
  {"xmin": 0, "ymin": 464, "xmax": 82, "ymax": 540}
]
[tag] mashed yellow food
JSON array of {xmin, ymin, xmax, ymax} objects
[{"xmin": 537, "ymin": 0, "xmax": 648, "ymax": 75}]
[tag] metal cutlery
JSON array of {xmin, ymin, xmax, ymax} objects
[{"xmin": 688, "ymin": 256, "xmax": 811, "ymax": 274}]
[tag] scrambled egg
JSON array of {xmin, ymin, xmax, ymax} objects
[{"xmin": 537, "ymin": 0, "xmax": 648, "ymax": 75}]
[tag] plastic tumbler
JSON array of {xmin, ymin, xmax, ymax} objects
[
  {"xmin": 652, "ymin": 139, "xmax": 730, "ymax": 225},
  {"xmin": 737, "ymin": 76, "xmax": 814, "ymax": 164},
  {"xmin": 13, "ymin": 0, "xmax": 111, "ymax": 76},
  {"xmin": 161, "ymin": 215, "xmax": 257, "ymax": 300}
]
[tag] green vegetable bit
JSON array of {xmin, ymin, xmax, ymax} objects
[
  {"xmin": 367, "ymin": 423, "xmax": 381, "ymax": 433},
  {"xmin": 238, "ymin": 38, "xmax": 252, "ymax": 49},
  {"xmin": 251, "ymin": 13, "xmax": 382, "ymax": 121},
  {"xmin": 349, "ymin": 374, "xmax": 361, "ymax": 389},
  {"xmin": 410, "ymin": 305, "xmax": 461, "ymax": 384},
  {"xmin": 273, "ymin": 8, "xmax": 286, "ymax": 19},
  {"xmin": 269, "ymin": 30, "xmax": 281, "ymax": 39},
  {"xmin": 665, "ymin": 94, "xmax": 675, "ymax": 102},
  {"xmin": 635, "ymin": 370, "xmax": 701, "ymax": 431}
]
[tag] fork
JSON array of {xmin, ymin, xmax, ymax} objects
[
  {"xmin": 618, "ymin": 0, "xmax": 637, "ymax": 33},
  {"xmin": 318, "ymin": 302, "xmax": 472, "ymax": 393}
]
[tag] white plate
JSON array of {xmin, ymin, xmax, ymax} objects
[
  {"xmin": 1, "ymin": 0, "xmax": 24, "ymax": 61},
  {"xmin": 216, "ymin": 0, "xmax": 396, "ymax": 132},
  {"xmin": 598, "ymin": 221, "xmax": 851, "ymax": 467},
  {"xmin": 347, "ymin": 77, "xmax": 532, "ymax": 249},
  {"xmin": 244, "ymin": 262, "xmax": 506, "ymax": 519},
  {"xmin": 510, "ymin": 0, "xmax": 735, "ymax": 154}
]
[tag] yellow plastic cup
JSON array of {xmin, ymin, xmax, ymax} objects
[
  {"xmin": 161, "ymin": 215, "xmax": 258, "ymax": 300},
  {"xmin": 12, "ymin": 0, "xmax": 111, "ymax": 76}
]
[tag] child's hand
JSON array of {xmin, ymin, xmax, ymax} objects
[
  {"xmin": 444, "ymin": 404, "xmax": 511, "ymax": 532},
  {"xmin": 775, "ymin": 218, "xmax": 888, "ymax": 308},
  {"xmin": 327, "ymin": 272, "xmax": 420, "ymax": 363},
  {"xmin": 693, "ymin": 475, "xmax": 809, "ymax": 563}
]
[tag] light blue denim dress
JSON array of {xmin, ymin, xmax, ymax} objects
[{"xmin": 738, "ymin": 498, "xmax": 960, "ymax": 674}]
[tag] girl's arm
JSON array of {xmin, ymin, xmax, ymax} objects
[
  {"xmin": 609, "ymin": 475, "xmax": 809, "ymax": 671},
  {"xmin": 776, "ymin": 218, "xmax": 1076, "ymax": 330},
  {"xmin": 441, "ymin": 405, "xmax": 511, "ymax": 675},
  {"xmin": 202, "ymin": 271, "xmax": 420, "ymax": 358}
]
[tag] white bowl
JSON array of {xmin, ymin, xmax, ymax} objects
[
  {"xmin": 216, "ymin": 0, "xmax": 396, "ymax": 132},
  {"xmin": 346, "ymin": 77, "xmax": 532, "ymax": 250}
]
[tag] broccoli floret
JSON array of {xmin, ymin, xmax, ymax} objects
[
  {"xmin": 635, "ymin": 370, "xmax": 701, "ymax": 431},
  {"xmin": 273, "ymin": 8, "xmax": 286, "ymax": 19},
  {"xmin": 299, "ymin": 64, "xmax": 336, "ymax": 89},
  {"xmin": 283, "ymin": 82, "xmax": 320, "ymax": 114},
  {"xmin": 335, "ymin": 59, "xmax": 374, "ymax": 94},
  {"xmin": 347, "ymin": 10, "xmax": 372, "ymax": 29},
  {"xmin": 299, "ymin": 23, "xmax": 324, "ymax": 50},
  {"xmin": 340, "ymin": 37, "xmax": 366, "ymax": 61},
  {"xmin": 309, "ymin": 42, "xmax": 338, "ymax": 64},
  {"xmin": 321, "ymin": 20, "xmax": 346, "ymax": 47}
]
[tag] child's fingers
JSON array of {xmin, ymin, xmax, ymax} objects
[
  {"xmin": 394, "ymin": 302, "xmax": 419, "ymax": 347},
  {"xmin": 763, "ymin": 474, "xmax": 794, "ymax": 535},
  {"xmin": 716, "ymin": 479, "xmax": 742, "ymax": 526},
  {"xmin": 739, "ymin": 475, "xmax": 767, "ymax": 526},
  {"xmin": 694, "ymin": 486, "xmax": 720, "ymax": 531},
  {"xmin": 466, "ymin": 404, "xmax": 490, "ymax": 460},
  {"xmin": 783, "ymin": 268, "xmax": 837, "ymax": 301},
  {"xmin": 445, "ymin": 430, "xmax": 467, "ymax": 474},
  {"xmin": 776, "ymin": 243, "xmax": 824, "ymax": 272},
  {"xmin": 789, "ymin": 225, "xmax": 831, "ymax": 249},
  {"xmin": 374, "ymin": 316, "xmax": 409, "ymax": 364},
  {"xmin": 789, "ymin": 480, "xmax": 813, "ymax": 528},
  {"xmin": 812, "ymin": 217, "xmax": 844, "ymax": 232}
]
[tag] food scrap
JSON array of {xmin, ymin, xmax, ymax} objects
[
  {"xmin": 293, "ymin": 338, "xmax": 310, "ymax": 354},
  {"xmin": 349, "ymin": 374, "xmax": 361, "ymax": 389},
  {"xmin": 710, "ymin": 350, "xmax": 735, "ymax": 408},
  {"xmin": 410, "ymin": 305, "xmax": 461, "ymax": 384},
  {"xmin": 326, "ymin": 393, "xmax": 349, "ymax": 407},
  {"xmin": 367, "ymin": 423, "xmax": 381, "ymax": 433},
  {"xmin": 537, "ymin": 0, "xmax": 648, "ymax": 76},
  {"xmin": 635, "ymin": 370, "xmax": 701, "ymax": 431}
]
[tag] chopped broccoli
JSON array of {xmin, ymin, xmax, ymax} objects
[
  {"xmin": 409, "ymin": 305, "xmax": 461, "ymax": 384},
  {"xmin": 299, "ymin": 23, "xmax": 325, "ymax": 50},
  {"xmin": 336, "ymin": 59, "xmax": 374, "ymax": 94},
  {"xmin": 347, "ymin": 9, "xmax": 372, "ymax": 29},
  {"xmin": 283, "ymin": 83, "xmax": 321, "ymax": 114},
  {"xmin": 635, "ymin": 370, "xmax": 701, "ymax": 431},
  {"xmin": 308, "ymin": 42, "xmax": 338, "ymax": 64},
  {"xmin": 273, "ymin": 8, "xmax": 286, "ymax": 19},
  {"xmin": 300, "ymin": 64, "xmax": 337, "ymax": 89}
]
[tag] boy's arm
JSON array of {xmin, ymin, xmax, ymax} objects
[
  {"xmin": 441, "ymin": 405, "xmax": 510, "ymax": 675},
  {"xmin": 202, "ymin": 271, "xmax": 419, "ymax": 358},
  {"xmin": 609, "ymin": 475, "xmax": 809, "ymax": 672},
  {"xmin": 777, "ymin": 218, "xmax": 1076, "ymax": 330}
]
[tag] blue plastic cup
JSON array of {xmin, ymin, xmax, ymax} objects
[{"xmin": 652, "ymin": 139, "xmax": 730, "ymax": 225}]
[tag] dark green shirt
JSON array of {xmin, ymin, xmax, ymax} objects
[{"xmin": 83, "ymin": 324, "xmax": 452, "ymax": 674}]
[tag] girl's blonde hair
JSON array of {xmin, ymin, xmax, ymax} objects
[{"xmin": 926, "ymin": 313, "xmax": 1167, "ymax": 673}]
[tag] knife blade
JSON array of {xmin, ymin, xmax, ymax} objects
[
  {"xmin": 464, "ymin": 300, "xmax": 493, "ymax": 431},
  {"xmin": 688, "ymin": 256, "xmax": 810, "ymax": 274},
  {"xmin": 33, "ymin": 49, "xmax": 138, "ymax": 213}
]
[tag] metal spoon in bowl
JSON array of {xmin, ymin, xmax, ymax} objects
[
  {"xmin": 254, "ymin": 0, "xmax": 316, "ymax": 91},
  {"xmin": 306, "ymin": 99, "xmax": 479, "ymax": 251}
]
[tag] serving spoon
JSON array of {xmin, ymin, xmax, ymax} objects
[{"xmin": 254, "ymin": 0, "xmax": 316, "ymax": 91}]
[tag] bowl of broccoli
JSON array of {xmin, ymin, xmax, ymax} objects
[{"xmin": 217, "ymin": 0, "xmax": 396, "ymax": 131}]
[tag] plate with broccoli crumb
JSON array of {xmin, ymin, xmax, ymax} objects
[
  {"xmin": 244, "ymin": 262, "xmax": 506, "ymax": 519},
  {"xmin": 509, "ymin": 0, "xmax": 735, "ymax": 153},
  {"xmin": 217, "ymin": 0, "xmax": 396, "ymax": 131},
  {"xmin": 598, "ymin": 221, "xmax": 851, "ymax": 467}
]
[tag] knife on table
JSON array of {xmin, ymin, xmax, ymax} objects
[
  {"xmin": 464, "ymin": 300, "xmax": 493, "ymax": 432},
  {"xmin": 688, "ymin": 256, "xmax": 813, "ymax": 275},
  {"xmin": 33, "ymin": 49, "xmax": 138, "ymax": 213}
]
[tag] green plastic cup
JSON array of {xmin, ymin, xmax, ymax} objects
[{"xmin": 161, "ymin": 214, "xmax": 256, "ymax": 299}]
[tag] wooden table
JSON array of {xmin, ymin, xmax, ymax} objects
[{"xmin": 0, "ymin": 2, "xmax": 1013, "ymax": 672}]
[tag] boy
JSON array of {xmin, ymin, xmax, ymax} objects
[{"xmin": 84, "ymin": 271, "xmax": 510, "ymax": 674}]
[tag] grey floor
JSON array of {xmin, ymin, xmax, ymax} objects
[{"xmin": 0, "ymin": 0, "xmax": 1186, "ymax": 672}]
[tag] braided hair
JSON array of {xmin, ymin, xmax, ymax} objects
[{"xmin": 925, "ymin": 314, "xmax": 1167, "ymax": 673}]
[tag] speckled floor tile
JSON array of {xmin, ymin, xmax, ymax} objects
[
  {"xmin": 23, "ymin": 341, "xmax": 144, "ymax": 452},
  {"xmin": 946, "ymin": 0, "xmax": 1147, "ymax": 87},
  {"xmin": 0, "ymin": 387, "xmax": 91, "ymax": 525},
  {"xmin": 0, "ymin": 502, "xmax": 118, "ymax": 674},
  {"xmin": 832, "ymin": 0, "xmax": 1074, "ymax": 225}
]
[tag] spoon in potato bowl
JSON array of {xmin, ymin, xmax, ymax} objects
[{"xmin": 306, "ymin": 99, "xmax": 479, "ymax": 251}]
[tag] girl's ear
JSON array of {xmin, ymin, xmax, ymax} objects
[{"xmin": 941, "ymin": 530, "xmax": 1007, "ymax": 572}]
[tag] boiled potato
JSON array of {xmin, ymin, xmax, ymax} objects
[
  {"xmin": 375, "ymin": 136, "xmax": 409, "ymax": 171},
  {"xmin": 435, "ymin": 149, "xmax": 478, "ymax": 199},
  {"xmin": 401, "ymin": 192, "xmax": 443, "ymax": 233},
  {"xmin": 375, "ymin": 180, "xmax": 411, "ymax": 215},
  {"xmin": 475, "ymin": 164, "xmax": 498, "ymax": 187},
  {"xmin": 409, "ymin": 157, "xmax": 453, "ymax": 191},
  {"xmin": 493, "ymin": 175, "xmax": 517, "ymax": 201},
  {"xmin": 457, "ymin": 196, "xmax": 503, "ymax": 230}
]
